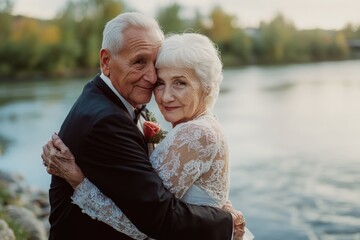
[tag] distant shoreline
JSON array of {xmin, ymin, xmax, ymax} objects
[{"xmin": 1, "ymin": 58, "xmax": 359, "ymax": 82}]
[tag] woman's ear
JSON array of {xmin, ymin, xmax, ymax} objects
[{"xmin": 100, "ymin": 49, "xmax": 111, "ymax": 76}]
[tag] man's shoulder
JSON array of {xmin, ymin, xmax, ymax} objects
[
  {"xmin": 65, "ymin": 82, "xmax": 128, "ymax": 126},
  {"xmin": 76, "ymin": 80, "xmax": 121, "ymax": 111},
  {"xmin": 75, "ymin": 93, "xmax": 126, "ymax": 121}
]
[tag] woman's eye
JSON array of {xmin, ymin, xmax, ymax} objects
[{"xmin": 174, "ymin": 80, "xmax": 186, "ymax": 88}]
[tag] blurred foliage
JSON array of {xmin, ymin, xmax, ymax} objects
[
  {"xmin": 0, "ymin": 0, "xmax": 359, "ymax": 79},
  {"xmin": 156, "ymin": 3, "xmax": 185, "ymax": 33}
]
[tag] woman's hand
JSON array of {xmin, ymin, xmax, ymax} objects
[
  {"xmin": 41, "ymin": 133, "xmax": 84, "ymax": 189},
  {"xmin": 222, "ymin": 200, "xmax": 245, "ymax": 240}
]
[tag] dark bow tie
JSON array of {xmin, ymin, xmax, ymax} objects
[{"xmin": 134, "ymin": 105, "xmax": 146, "ymax": 124}]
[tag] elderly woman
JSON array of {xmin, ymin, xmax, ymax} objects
[{"xmin": 43, "ymin": 33, "xmax": 253, "ymax": 240}]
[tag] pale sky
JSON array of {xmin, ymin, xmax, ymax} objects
[{"xmin": 12, "ymin": 0, "xmax": 360, "ymax": 30}]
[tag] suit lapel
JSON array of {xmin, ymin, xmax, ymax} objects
[
  {"xmin": 92, "ymin": 74, "xmax": 150, "ymax": 156},
  {"xmin": 92, "ymin": 74, "xmax": 130, "ymax": 116}
]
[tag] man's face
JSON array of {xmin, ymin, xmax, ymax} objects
[{"xmin": 101, "ymin": 27, "xmax": 162, "ymax": 107}]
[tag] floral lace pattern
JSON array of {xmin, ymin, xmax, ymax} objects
[
  {"xmin": 150, "ymin": 114, "xmax": 229, "ymax": 203},
  {"xmin": 71, "ymin": 114, "xmax": 230, "ymax": 239},
  {"xmin": 72, "ymin": 178, "xmax": 147, "ymax": 239}
]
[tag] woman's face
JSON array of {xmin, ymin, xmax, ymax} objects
[{"xmin": 154, "ymin": 67, "xmax": 207, "ymax": 127}]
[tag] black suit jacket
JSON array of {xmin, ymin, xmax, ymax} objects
[{"xmin": 49, "ymin": 74, "xmax": 233, "ymax": 240}]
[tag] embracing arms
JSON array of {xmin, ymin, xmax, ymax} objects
[
  {"xmin": 43, "ymin": 115, "xmax": 236, "ymax": 240},
  {"xmin": 43, "ymin": 120, "xmax": 245, "ymax": 239}
]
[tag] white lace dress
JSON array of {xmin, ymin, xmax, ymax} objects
[{"xmin": 71, "ymin": 114, "xmax": 253, "ymax": 240}]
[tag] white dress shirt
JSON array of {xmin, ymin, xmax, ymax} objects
[{"xmin": 100, "ymin": 73, "xmax": 144, "ymax": 134}]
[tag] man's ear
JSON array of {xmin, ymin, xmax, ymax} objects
[{"xmin": 100, "ymin": 49, "xmax": 111, "ymax": 76}]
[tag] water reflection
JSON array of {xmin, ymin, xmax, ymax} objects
[
  {"xmin": 218, "ymin": 60, "xmax": 360, "ymax": 239},
  {"xmin": 0, "ymin": 134, "xmax": 12, "ymax": 156}
]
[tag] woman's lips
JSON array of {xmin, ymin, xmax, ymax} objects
[{"xmin": 164, "ymin": 106, "xmax": 179, "ymax": 111}]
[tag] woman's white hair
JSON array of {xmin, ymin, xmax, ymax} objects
[
  {"xmin": 155, "ymin": 33, "xmax": 223, "ymax": 110},
  {"xmin": 102, "ymin": 12, "xmax": 164, "ymax": 54}
]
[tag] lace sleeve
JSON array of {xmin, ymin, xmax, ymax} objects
[
  {"xmin": 71, "ymin": 178, "xmax": 147, "ymax": 240},
  {"xmin": 153, "ymin": 121, "xmax": 222, "ymax": 199}
]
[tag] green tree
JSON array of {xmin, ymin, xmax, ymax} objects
[
  {"xmin": 206, "ymin": 6, "xmax": 237, "ymax": 44},
  {"xmin": 1, "ymin": 2, "xmax": 357, "ymax": 78},
  {"xmin": 341, "ymin": 23, "xmax": 360, "ymax": 40},
  {"xmin": 157, "ymin": 3, "xmax": 186, "ymax": 34},
  {"xmin": 202, "ymin": 6, "xmax": 238, "ymax": 66},
  {"xmin": 328, "ymin": 32, "xmax": 349, "ymax": 59},
  {"xmin": 57, "ymin": 0, "xmax": 124, "ymax": 69},
  {"xmin": 229, "ymin": 29, "xmax": 253, "ymax": 64},
  {"xmin": 0, "ymin": 0, "xmax": 14, "ymax": 75},
  {"xmin": 256, "ymin": 14, "xmax": 296, "ymax": 63},
  {"xmin": 307, "ymin": 30, "xmax": 331, "ymax": 60},
  {"xmin": 7, "ymin": 18, "xmax": 43, "ymax": 71}
]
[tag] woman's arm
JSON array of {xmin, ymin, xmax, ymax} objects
[
  {"xmin": 42, "ymin": 133, "xmax": 84, "ymax": 188},
  {"xmin": 42, "ymin": 134, "xmax": 147, "ymax": 240},
  {"xmin": 71, "ymin": 178, "xmax": 147, "ymax": 240}
]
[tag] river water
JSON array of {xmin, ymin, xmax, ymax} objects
[{"xmin": 1, "ymin": 60, "xmax": 359, "ymax": 239}]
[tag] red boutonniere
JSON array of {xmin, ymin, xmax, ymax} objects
[{"xmin": 144, "ymin": 112, "xmax": 167, "ymax": 144}]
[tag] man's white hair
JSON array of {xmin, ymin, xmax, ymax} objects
[{"xmin": 102, "ymin": 12, "xmax": 164, "ymax": 54}]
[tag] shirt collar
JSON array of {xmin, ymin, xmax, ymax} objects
[{"xmin": 100, "ymin": 73, "xmax": 136, "ymax": 120}]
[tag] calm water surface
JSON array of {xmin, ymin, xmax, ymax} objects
[{"xmin": 1, "ymin": 60, "xmax": 360, "ymax": 240}]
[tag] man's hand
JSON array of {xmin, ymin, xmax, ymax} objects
[{"xmin": 222, "ymin": 200, "xmax": 245, "ymax": 240}]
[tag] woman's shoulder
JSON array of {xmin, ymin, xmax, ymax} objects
[
  {"xmin": 180, "ymin": 113, "xmax": 221, "ymax": 128},
  {"xmin": 173, "ymin": 114, "xmax": 224, "ymax": 141}
]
